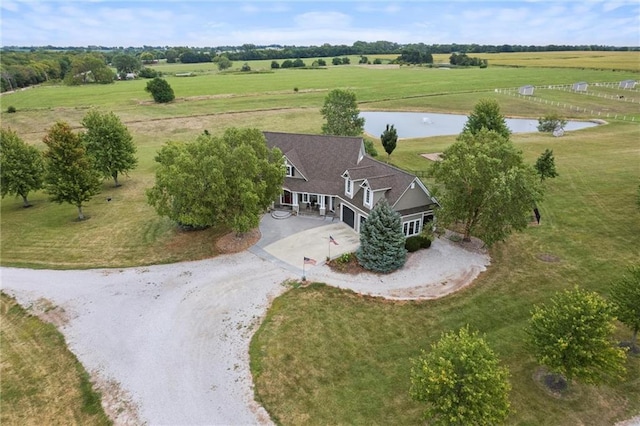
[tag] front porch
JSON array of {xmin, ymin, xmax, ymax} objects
[{"xmin": 276, "ymin": 190, "xmax": 338, "ymax": 218}]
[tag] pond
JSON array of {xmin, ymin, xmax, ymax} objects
[{"xmin": 360, "ymin": 111, "xmax": 598, "ymax": 139}]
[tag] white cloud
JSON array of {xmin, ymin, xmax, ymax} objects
[
  {"xmin": 0, "ymin": 0, "xmax": 19, "ymax": 12},
  {"xmin": 294, "ymin": 11, "xmax": 352, "ymax": 29}
]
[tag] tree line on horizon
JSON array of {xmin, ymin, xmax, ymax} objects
[{"xmin": 2, "ymin": 41, "xmax": 637, "ymax": 92}]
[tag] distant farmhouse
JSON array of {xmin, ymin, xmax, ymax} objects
[
  {"xmin": 518, "ymin": 85, "xmax": 535, "ymax": 96},
  {"xmin": 572, "ymin": 81, "xmax": 588, "ymax": 92},
  {"xmin": 619, "ymin": 79, "xmax": 636, "ymax": 89},
  {"xmin": 264, "ymin": 132, "xmax": 438, "ymax": 237}
]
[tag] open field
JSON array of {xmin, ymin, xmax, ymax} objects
[
  {"xmin": 0, "ymin": 293, "xmax": 111, "ymax": 426},
  {"xmin": 1, "ymin": 59, "xmax": 640, "ymax": 424}
]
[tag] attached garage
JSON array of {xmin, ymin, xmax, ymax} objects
[{"xmin": 342, "ymin": 205, "xmax": 355, "ymax": 229}]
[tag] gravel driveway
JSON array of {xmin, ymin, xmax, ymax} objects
[{"xmin": 1, "ymin": 215, "xmax": 490, "ymax": 425}]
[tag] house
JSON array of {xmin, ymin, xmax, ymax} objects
[
  {"xmin": 264, "ymin": 132, "xmax": 439, "ymax": 237},
  {"xmin": 518, "ymin": 85, "xmax": 534, "ymax": 96},
  {"xmin": 572, "ymin": 81, "xmax": 588, "ymax": 92},
  {"xmin": 619, "ymin": 79, "xmax": 636, "ymax": 90}
]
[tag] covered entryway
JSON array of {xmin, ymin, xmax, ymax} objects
[
  {"xmin": 282, "ymin": 190, "xmax": 292, "ymax": 205},
  {"xmin": 342, "ymin": 205, "xmax": 355, "ymax": 229}
]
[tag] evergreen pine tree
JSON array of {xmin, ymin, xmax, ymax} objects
[{"xmin": 356, "ymin": 198, "xmax": 407, "ymax": 273}]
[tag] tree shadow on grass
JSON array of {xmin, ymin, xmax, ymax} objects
[{"xmin": 533, "ymin": 367, "xmax": 582, "ymax": 401}]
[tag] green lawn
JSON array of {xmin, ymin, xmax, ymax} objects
[
  {"xmin": 0, "ymin": 293, "xmax": 112, "ymax": 426},
  {"xmin": 251, "ymin": 121, "xmax": 640, "ymax": 425},
  {"xmin": 1, "ymin": 58, "xmax": 639, "ymax": 424}
]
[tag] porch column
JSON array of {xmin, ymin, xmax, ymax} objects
[
  {"xmin": 292, "ymin": 191, "xmax": 299, "ymax": 213},
  {"xmin": 319, "ymin": 195, "xmax": 326, "ymax": 216}
]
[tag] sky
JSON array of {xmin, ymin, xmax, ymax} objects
[{"xmin": 1, "ymin": 1, "xmax": 639, "ymax": 48}]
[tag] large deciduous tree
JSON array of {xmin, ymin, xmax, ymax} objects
[
  {"xmin": 0, "ymin": 128, "xmax": 44, "ymax": 207},
  {"xmin": 145, "ymin": 77, "xmax": 175, "ymax": 103},
  {"xmin": 320, "ymin": 89, "xmax": 365, "ymax": 137},
  {"xmin": 81, "ymin": 111, "xmax": 138, "ymax": 187},
  {"xmin": 356, "ymin": 198, "xmax": 407, "ymax": 273},
  {"xmin": 64, "ymin": 54, "xmax": 114, "ymax": 85},
  {"xmin": 111, "ymin": 54, "xmax": 142, "ymax": 74},
  {"xmin": 462, "ymin": 98, "xmax": 511, "ymax": 139},
  {"xmin": 410, "ymin": 326, "xmax": 511, "ymax": 425},
  {"xmin": 527, "ymin": 287, "xmax": 627, "ymax": 385},
  {"xmin": 609, "ymin": 266, "xmax": 640, "ymax": 351},
  {"xmin": 147, "ymin": 128, "xmax": 284, "ymax": 234},
  {"xmin": 380, "ymin": 123, "xmax": 398, "ymax": 159},
  {"xmin": 43, "ymin": 122, "xmax": 102, "ymax": 220},
  {"xmin": 430, "ymin": 128, "xmax": 543, "ymax": 245}
]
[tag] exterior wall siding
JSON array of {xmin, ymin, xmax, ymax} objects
[{"xmin": 393, "ymin": 183, "xmax": 432, "ymax": 211}]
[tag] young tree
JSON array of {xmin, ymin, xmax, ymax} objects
[
  {"xmin": 380, "ymin": 124, "xmax": 398, "ymax": 159},
  {"xmin": 356, "ymin": 198, "xmax": 407, "ymax": 273},
  {"xmin": 0, "ymin": 128, "xmax": 44, "ymax": 207},
  {"xmin": 321, "ymin": 89, "xmax": 365, "ymax": 137},
  {"xmin": 410, "ymin": 326, "xmax": 511, "ymax": 426},
  {"xmin": 537, "ymin": 113, "xmax": 567, "ymax": 133},
  {"xmin": 535, "ymin": 149, "xmax": 559, "ymax": 182},
  {"xmin": 145, "ymin": 77, "xmax": 175, "ymax": 103},
  {"xmin": 430, "ymin": 128, "xmax": 543, "ymax": 245},
  {"xmin": 462, "ymin": 98, "xmax": 511, "ymax": 139},
  {"xmin": 527, "ymin": 287, "xmax": 627, "ymax": 385},
  {"xmin": 81, "ymin": 111, "xmax": 138, "ymax": 187},
  {"xmin": 43, "ymin": 122, "xmax": 102, "ymax": 220},
  {"xmin": 216, "ymin": 56, "xmax": 232, "ymax": 71},
  {"xmin": 609, "ymin": 266, "xmax": 640, "ymax": 351},
  {"xmin": 147, "ymin": 128, "xmax": 284, "ymax": 234}
]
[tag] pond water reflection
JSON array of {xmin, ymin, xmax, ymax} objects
[{"xmin": 360, "ymin": 111, "xmax": 598, "ymax": 139}]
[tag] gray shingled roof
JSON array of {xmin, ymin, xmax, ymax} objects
[{"xmin": 263, "ymin": 131, "xmax": 432, "ymax": 207}]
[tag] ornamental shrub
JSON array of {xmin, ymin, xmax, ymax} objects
[{"xmin": 405, "ymin": 236, "xmax": 422, "ymax": 252}]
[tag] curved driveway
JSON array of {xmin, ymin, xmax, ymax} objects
[{"xmin": 1, "ymin": 214, "xmax": 490, "ymax": 425}]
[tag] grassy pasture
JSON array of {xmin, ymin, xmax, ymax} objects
[
  {"xmin": 0, "ymin": 58, "xmax": 639, "ymax": 424},
  {"xmin": 1, "ymin": 64, "xmax": 638, "ymax": 268},
  {"xmin": 0, "ymin": 293, "xmax": 111, "ymax": 425}
]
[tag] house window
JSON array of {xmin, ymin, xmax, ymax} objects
[
  {"xmin": 286, "ymin": 165, "xmax": 293, "ymax": 177},
  {"xmin": 301, "ymin": 193, "xmax": 309, "ymax": 203},
  {"xmin": 403, "ymin": 219, "xmax": 421, "ymax": 237},
  {"xmin": 364, "ymin": 188, "xmax": 372, "ymax": 208},
  {"xmin": 345, "ymin": 178, "xmax": 353, "ymax": 197}
]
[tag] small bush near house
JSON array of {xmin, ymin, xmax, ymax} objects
[
  {"xmin": 7, "ymin": 106, "xmax": 16, "ymax": 113},
  {"xmin": 405, "ymin": 236, "xmax": 422, "ymax": 252},
  {"xmin": 419, "ymin": 235, "xmax": 432, "ymax": 248},
  {"xmin": 405, "ymin": 235, "xmax": 432, "ymax": 252},
  {"xmin": 337, "ymin": 252, "xmax": 354, "ymax": 265}
]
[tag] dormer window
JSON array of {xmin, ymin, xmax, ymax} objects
[
  {"xmin": 286, "ymin": 165, "xmax": 294, "ymax": 177},
  {"xmin": 364, "ymin": 187, "xmax": 372, "ymax": 208},
  {"xmin": 345, "ymin": 178, "xmax": 353, "ymax": 197}
]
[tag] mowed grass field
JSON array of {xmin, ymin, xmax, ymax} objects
[
  {"xmin": 0, "ymin": 293, "xmax": 111, "ymax": 425},
  {"xmin": 1, "ymin": 52, "xmax": 639, "ymax": 424}
]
